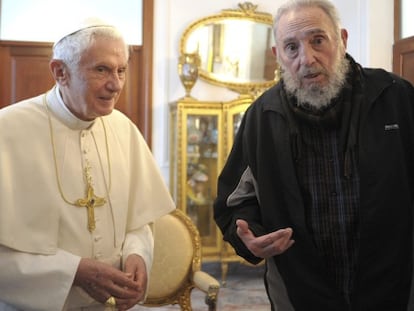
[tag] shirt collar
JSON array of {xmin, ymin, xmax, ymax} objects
[{"xmin": 47, "ymin": 85, "xmax": 95, "ymax": 130}]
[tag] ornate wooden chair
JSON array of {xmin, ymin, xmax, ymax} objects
[{"xmin": 142, "ymin": 209, "xmax": 220, "ymax": 310}]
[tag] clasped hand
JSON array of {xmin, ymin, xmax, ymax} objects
[
  {"xmin": 74, "ymin": 254, "xmax": 147, "ymax": 310},
  {"xmin": 236, "ymin": 219, "xmax": 295, "ymax": 259}
]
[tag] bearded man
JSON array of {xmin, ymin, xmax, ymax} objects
[{"xmin": 213, "ymin": 0, "xmax": 414, "ymax": 310}]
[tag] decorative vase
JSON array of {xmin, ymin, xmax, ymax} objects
[{"xmin": 178, "ymin": 52, "xmax": 201, "ymax": 98}]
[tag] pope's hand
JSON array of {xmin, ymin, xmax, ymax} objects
[
  {"xmin": 73, "ymin": 255, "xmax": 146, "ymax": 310},
  {"xmin": 236, "ymin": 219, "xmax": 294, "ymax": 259},
  {"xmin": 122, "ymin": 254, "xmax": 148, "ymax": 308}
]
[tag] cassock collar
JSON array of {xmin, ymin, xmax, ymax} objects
[{"xmin": 48, "ymin": 85, "xmax": 95, "ymax": 130}]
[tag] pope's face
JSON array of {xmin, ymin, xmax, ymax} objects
[
  {"xmin": 274, "ymin": 6, "xmax": 347, "ymax": 100},
  {"xmin": 62, "ymin": 37, "xmax": 128, "ymax": 121}
]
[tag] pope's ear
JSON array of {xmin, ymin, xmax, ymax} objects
[
  {"xmin": 271, "ymin": 46, "xmax": 277, "ymax": 57},
  {"xmin": 49, "ymin": 59, "xmax": 69, "ymax": 85}
]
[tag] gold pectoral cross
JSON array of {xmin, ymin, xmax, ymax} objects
[{"xmin": 75, "ymin": 183, "xmax": 106, "ymax": 232}]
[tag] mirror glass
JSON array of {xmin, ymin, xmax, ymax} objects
[{"xmin": 180, "ymin": 3, "xmax": 278, "ymax": 94}]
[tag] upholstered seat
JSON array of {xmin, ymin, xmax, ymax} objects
[{"xmin": 142, "ymin": 209, "xmax": 220, "ymax": 310}]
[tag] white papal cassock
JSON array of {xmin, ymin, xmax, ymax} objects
[{"xmin": 0, "ymin": 87, "xmax": 175, "ymax": 310}]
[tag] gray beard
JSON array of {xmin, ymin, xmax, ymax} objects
[{"xmin": 281, "ymin": 57, "xmax": 350, "ymax": 111}]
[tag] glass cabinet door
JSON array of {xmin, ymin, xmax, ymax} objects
[
  {"xmin": 185, "ymin": 113, "xmax": 219, "ymax": 246},
  {"xmin": 224, "ymin": 101, "xmax": 251, "ymax": 156},
  {"xmin": 169, "ymin": 97, "xmax": 252, "ymax": 262}
]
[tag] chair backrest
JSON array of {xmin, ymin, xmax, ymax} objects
[{"xmin": 145, "ymin": 208, "xmax": 202, "ymax": 304}]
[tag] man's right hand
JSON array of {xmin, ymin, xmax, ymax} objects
[{"xmin": 236, "ymin": 219, "xmax": 295, "ymax": 258}]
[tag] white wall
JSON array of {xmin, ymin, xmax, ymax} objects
[
  {"xmin": 401, "ymin": 0, "xmax": 414, "ymax": 38},
  {"xmin": 0, "ymin": 0, "xmax": 143, "ymax": 44},
  {"xmin": 152, "ymin": 0, "xmax": 394, "ymax": 182},
  {"xmin": 365, "ymin": 0, "xmax": 394, "ymax": 70}
]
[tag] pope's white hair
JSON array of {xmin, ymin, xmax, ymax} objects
[{"xmin": 52, "ymin": 23, "xmax": 129, "ymax": 71}]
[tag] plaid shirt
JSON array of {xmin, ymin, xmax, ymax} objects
[{"xmin": 297, "ymin": 124, "xmax": 360, "ymax": 303}]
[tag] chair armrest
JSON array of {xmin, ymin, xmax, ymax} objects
[{"xmin": 193, "ymin": 271, "xmax": 220, "ymax": 311}]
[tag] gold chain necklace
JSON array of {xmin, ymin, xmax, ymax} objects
[{"xmin": 43, "ymin": 94, "xmax": 112, "ymax": 232}]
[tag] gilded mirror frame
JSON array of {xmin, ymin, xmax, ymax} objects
[{"xmin": 180, "ymin": 2, "xmax": 278, "ymax": 94}]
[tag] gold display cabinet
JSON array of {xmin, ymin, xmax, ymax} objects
[{"xmin": 169, "ymin": 95, "xmax": 253, "ymax": 282}]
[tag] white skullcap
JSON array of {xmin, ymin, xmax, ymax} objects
[{"xmin": 53, "ymin": 17, "xmax": 115, "ymax": 47}]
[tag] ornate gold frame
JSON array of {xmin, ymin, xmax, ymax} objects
[
  {"xmin": 180, "ymin": 2, "xmax": 277, "ymax": 95},
  {"xmin": 143, "ymin": 209, "xmax": 219, "ymax": 310}
]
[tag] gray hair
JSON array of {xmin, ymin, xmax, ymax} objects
[
  {"xmin": 52, "ymin": 26, "xmax": 129, "ymax": 71},
  {"xmin": 273, "ymin": 0, "xmax": 342, "ymax": 42}
]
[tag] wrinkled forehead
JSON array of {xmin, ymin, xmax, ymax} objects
[{"xmin": 276, "ymin": 6, "xmax": 336, "ymax": 43}]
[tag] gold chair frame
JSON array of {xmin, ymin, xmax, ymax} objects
[{"xmin": 143, "ymin": 209, "xmax": 220, "ymax": 310}]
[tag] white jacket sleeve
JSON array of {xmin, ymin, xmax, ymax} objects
[{"xmin": 0, "ymin": 245, "xmax": 80, "ymax": 311}]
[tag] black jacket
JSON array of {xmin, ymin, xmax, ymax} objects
[{"xmin": 214, "ymin": 62, "xmax": 414, "ymax": 311}]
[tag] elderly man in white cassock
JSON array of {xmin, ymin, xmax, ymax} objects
[{"xmin": 0, "ymin": 18, "xmax": 175, "ymax": 311}]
